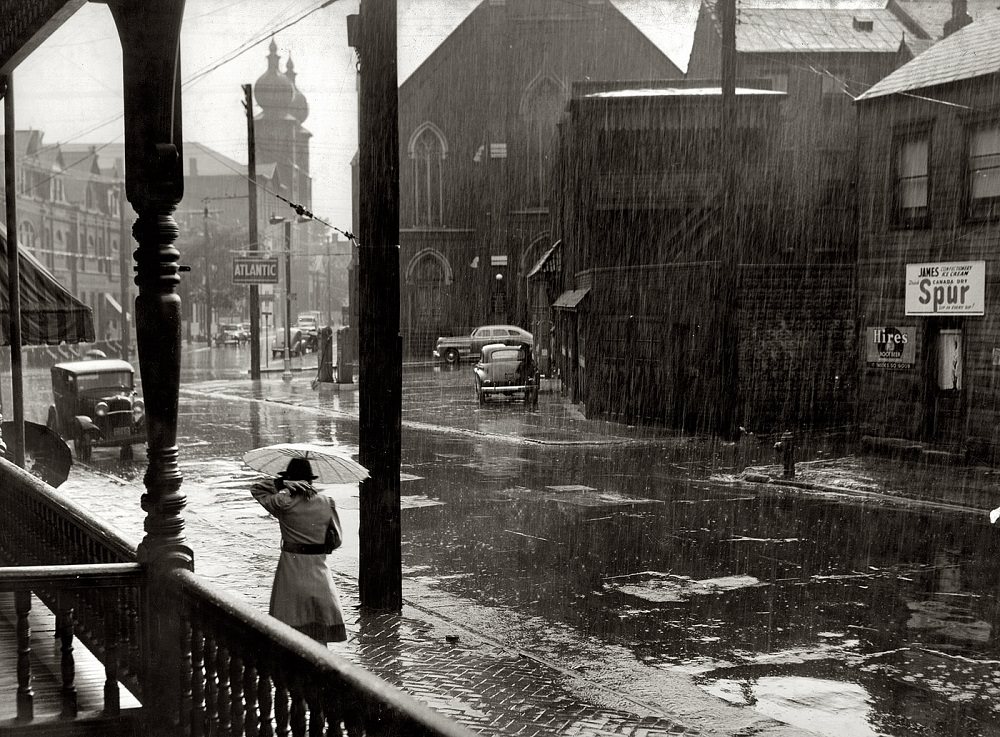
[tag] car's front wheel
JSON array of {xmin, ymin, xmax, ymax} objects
[
  {"xmin": 120, "ymin": 445, "xmax": 134, "ymax": 462},
  {"xmin": 444, "ymin": 348, "xmax": 460, "ymax": 365}
]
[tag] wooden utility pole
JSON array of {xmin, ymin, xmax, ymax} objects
[
  {"xmin": 2, "ymin": 73, "xmax": 24, "ymax": 467},
  {"xmin": 118, "ymin": 181, "xmax": 130, "ymax": 360},
  {"xmin": 243, "ymin": 83, "xmax": 261, "ymax": 380},
  {"xmin": 202, "ymin": 204, "xmax": 213, "ymax": 341},
  {"xmin": 717, "ymin": 0, "xmax": 740, "ymax": 439},
  {"xmin": 350, "ymin": 0, "xmax": 402, "ymax": 610}
]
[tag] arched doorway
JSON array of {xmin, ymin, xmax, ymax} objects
[{"xmin": 405, "ymin": 249, "xmax": 452, "ymax": 357}]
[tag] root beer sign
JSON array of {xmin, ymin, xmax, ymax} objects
[
  {"xmin": 866, "ymin": 326, "xmax": 915, "ymax": 369},
  {"xmin": 905, "ymin": 261, "xmax": 985, "ymax": 316}
]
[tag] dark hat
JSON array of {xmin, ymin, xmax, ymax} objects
[{"xmin": 279, "ymin": 457, "xmax": 318, "ymax": 481}]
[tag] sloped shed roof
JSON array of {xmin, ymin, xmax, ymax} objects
[
  {"xmin": 736, "ymin": 6, "xmax": 911, "ymax": 53},
  {"xmin": 857, "ymin": 10, "xmax": 1000, "ymax": 99}
]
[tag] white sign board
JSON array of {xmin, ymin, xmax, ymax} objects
[{"xmin": 905, "ymin": 261, "xmax": 985, "ymax": 316}]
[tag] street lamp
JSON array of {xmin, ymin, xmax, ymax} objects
[{"xmin": 269, "ymin": 215, "xmax": 293, "ymax": 381}]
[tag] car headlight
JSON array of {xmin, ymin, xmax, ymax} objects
[
  {"xmin": 133, "ymin": 399, "xmax": 145, "ymax": 422},
  {"xmin": 95, "ymin": 401, "xmax": 109, "ymax": 417}
]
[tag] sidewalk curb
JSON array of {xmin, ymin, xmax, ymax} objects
[{"xmin": 736, "ymin": 472, "xmax": 990, "ymax": 518}]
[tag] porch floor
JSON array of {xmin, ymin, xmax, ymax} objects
[{"xmin": 0, "ymin": 592, "xmax": 140, "ymax": 726}]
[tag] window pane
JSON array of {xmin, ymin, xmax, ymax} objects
[
  {"xmin": 900, "ymin": 177, "xmax": 927, "ymax": 209},
  {"xmin": 898, "ymin": 139, "xmax": 928, "ymax": 177},
  {"xmin": 970, "ymin": 125, "xmax": 1000, "ymax": 206}
]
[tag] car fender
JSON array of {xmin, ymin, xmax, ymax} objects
[{"xmin": 74, "ymin": 415, "xmax": 100, "ymax": 436}]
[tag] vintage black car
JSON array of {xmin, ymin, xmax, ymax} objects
[
  {"xmin": 473, "ymin": 342, "xmax": 540, "ymax": 407},
  {"xmin": 46, "ymin": 359, "xmax": 146, "ymax": 461}
]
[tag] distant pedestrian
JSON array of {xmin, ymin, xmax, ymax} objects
[{"xmin": 251, "ymin": 457, "xmax": 347, "ymax": 643}]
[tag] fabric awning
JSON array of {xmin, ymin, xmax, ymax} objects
[
  {"xmin": 526, "ymin": 239, "xmax": 561, "ymax": 279},
  {"xmin": 105, "ymin": 292, "xmax": 123, "ymax": 317},
  {"xmin": 553, "ymin": 287, "xmax": 590, "ymax": 310},
  {"xmin": 0, "ymin": 223, "xmax": 95, "ymax": 346}
]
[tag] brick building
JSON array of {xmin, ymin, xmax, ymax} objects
[
  {"xmin": 359, "ymin": 0, "xmax": 695, "ymax": 357},
  {"xmin": 854, "ymin": 11, "xmax": 1000, "ymax": 459},
  {"xmin": 0, "ymin": 132, "xmax": 128, "ymax": 344}
]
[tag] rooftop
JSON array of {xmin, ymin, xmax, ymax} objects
[{"xmin": 857, "ymin": 10, "xmax": 1000, "ymax": 99}]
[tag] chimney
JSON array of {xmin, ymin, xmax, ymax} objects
[
  {"xmin": 943, "ymin": 0, "xmax": 972, "ymax": 36},
  {"xmin": 189, "ymin": 157, "xmax": 198, "ymax": 177}
]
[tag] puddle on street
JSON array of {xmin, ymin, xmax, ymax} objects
[{"xmin": 399, "ymin": 441, "xmax": 1000, "ymax": 737}]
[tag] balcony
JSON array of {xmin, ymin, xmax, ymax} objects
[{"xmin": 0, "ymin": 459, "xmax": 470, "ymax": 737}]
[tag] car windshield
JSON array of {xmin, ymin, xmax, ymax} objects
[
  {"xmin": 74, "ymin": 371, "xmax": 133, "ymax": 392},
  {"xmin": 221, "ymin": 324, "xmax": 240, "ymax": 331}
]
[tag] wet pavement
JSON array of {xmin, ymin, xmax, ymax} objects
[{"xmin": 5, "ymin": 344, "xmax": 1000, "ymax": 736}]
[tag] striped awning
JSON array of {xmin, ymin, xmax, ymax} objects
[{"xmin": 0, "ymin": 224, "xmax": 95, "ymax": 346}]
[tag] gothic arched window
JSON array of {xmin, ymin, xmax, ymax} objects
[
  {"xmin": 520, "ymin": 74, "xmax": 566, "ymax": 208},
  {"xmin": 409, "ymin": 123, "xmax": 447, "ymax": 227}
]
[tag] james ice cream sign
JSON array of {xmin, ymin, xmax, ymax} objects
[{"xmin": 905, "ymin": 261, "xmax": 985, "ymax": 316}]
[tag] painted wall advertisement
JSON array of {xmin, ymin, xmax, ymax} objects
[
  {"xmin": 905, "ymin": 261, "xmax": 985, "ymax": 315},
  {"xmin": 866, "ymin": 326, "xmax": 916, "ymax": 369}
]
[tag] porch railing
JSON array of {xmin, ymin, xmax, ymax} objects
[{"xmin": 0, "ymin": 458, "xmax": 473, "ymax": 737}]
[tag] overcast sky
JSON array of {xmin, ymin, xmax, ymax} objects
[{"xmin": 13, "ymin": 0, "xmax": 360, "ymax": 232}]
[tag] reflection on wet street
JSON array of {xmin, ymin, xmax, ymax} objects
[{"xmin": 8, "ymin": 345, "xmax": 1000, "ymax": 736}]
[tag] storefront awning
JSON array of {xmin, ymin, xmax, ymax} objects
[
  {"xmin": 553, "ymin": 287, "xmax": 590, "ymax": 310},
  {"xmin": 0, "ymin": 224, "xmax": 95, "ymax": 346},
  {"xmin": 105, "ymin": 292, "xmax": 128, "ymax": 320},
  {"xmin": 526, "ymin": 239, "xmax": 561, "ymax": 279}
]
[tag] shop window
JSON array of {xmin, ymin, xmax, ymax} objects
[
  {"xmin": 935, "ymin": 329, "xmax": 962, "ymax": 391},
  {"xmin": 968, "ymin": 122, "xmax": 1000, "ymax": 219},
  {"xmin": 894, "ymin": 133, "xmax": 929, "ymax": 228}
]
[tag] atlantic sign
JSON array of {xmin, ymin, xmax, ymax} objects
[
  {"xmin": 232, "ymin": 257, "xmax": 279, "ymax": 284},
  {"xmin": 904, "ymin": 261, "xmax": 985, "ymax": 316}
]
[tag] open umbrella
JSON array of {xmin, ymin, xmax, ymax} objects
[
  {"xmin": 2, "ymin": 421, "xmax": 73, "ymax": 487},
  {"xmin": 243, "ymin": 443, "xmax": 369, "ymax": 484}
]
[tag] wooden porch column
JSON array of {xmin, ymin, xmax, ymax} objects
[{"xmin": 109, "ymin": 2, "xmax": 191, "ymax": 732}]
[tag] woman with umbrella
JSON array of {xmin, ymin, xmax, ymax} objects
[{"xmin": 249, "ymin": 453, "xmax": 350, "ymax": 643}]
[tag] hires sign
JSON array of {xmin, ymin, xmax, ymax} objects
[
  {"xmin": 233, "ymin": 257, "xmax": 279, "ymax": 284},
  {"xmin": 866, "ymin": 326, "xmax": 915, "ymax": 369},
  {"xmin": 904, "ymin": 261, "xmax": 985, "ymax": 316}
]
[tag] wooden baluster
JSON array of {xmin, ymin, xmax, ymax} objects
[
  {"xmin": 273, "ymin": 675, "xmax": 289, "ymax": 737},
  {"xmin": 178, "ymin": 612, "xmax": 192, "ymax": 736},
  {"xmin": 244, "ymin": 662, "xmax": 259, "ymax": 737},
  {"xmin": 103, "ymin": 593, "xmax": 121, "ymax": 715},
  {"xmin": 322, "ymin": 694, "xmax": 344, "ymax": 737},
  {"xmin": 289, "ymin": 690, "xmax": 306, "ymax": 737},
  {"xmin": 257, "ymin": 669, "xmax": 274, "ymax": 737},
  {"xmin": 229, "ymin": 652, "xmax": 244, "ymax": 736},
  {"xmin": 58, "ymin": 598, "xmax": 78, "ymax": 717},
  {"xmin": 217, "ymin": 642, "xmax": 231, "ymax": 735},
  {"xmin": 191, "ymin": 621, "xmax": 206, "ymax": 737},
  {"xmin": 15, "ymin": 590, "xmax": 33, "ymax": 721},
  {"xmin": 307, "ymin": 696, "xmax": 323, "ymax": 737},
  {"xmin": 205, "ymin": 632, "xmax": 219, "ymax": 733}
]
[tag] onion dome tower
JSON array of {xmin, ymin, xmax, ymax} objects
[
  {"xmin": 254, "ymin": 38, "xmax": 295, "ymax": 114},
  {"xmin": 285, "ymin": 55, "xmax": 310, "ymax": 125}
]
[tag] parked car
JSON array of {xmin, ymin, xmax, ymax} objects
[
  {"xmin": 272, "ymin": 327, "xmax": 304, "ymax": 359},
  {"xmin": 215, "ymin": 323, "xmax": 248, "ymax": 345},
  {"xmin": 46, "ymin": 359, "xmax": 146, "ymax": 462},
  {"xmin": 296, "ymin": 314, "xmax": 320, "ymax": 352},
  {"xmin": 434, "ymin": 324, "xmax": 532, "ymax": 365},
  {"xmin": 473, "ymin": 342, "xmax": 539, "ymax": 407}
]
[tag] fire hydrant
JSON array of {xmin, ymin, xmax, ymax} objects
[{"xmin": 774, "ymin": 431, "xmax": 795, "ymax": 479}]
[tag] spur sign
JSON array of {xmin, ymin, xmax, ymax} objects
[{"xmin": 904, "ymin": 261, "xmax": 985, "ymax": 316}]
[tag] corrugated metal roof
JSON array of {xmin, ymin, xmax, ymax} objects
[
  {"xmin": 736, "ymin": 7, "xmax": 910, "ymax": 52},
  {"xmin": 857, "ymin": 10, "xmax": 1000, "ymax": 99}
]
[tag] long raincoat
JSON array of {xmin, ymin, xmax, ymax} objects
[{"xmin": 251, "ymin": 478, "xmax": 347, "ymax": 643}]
